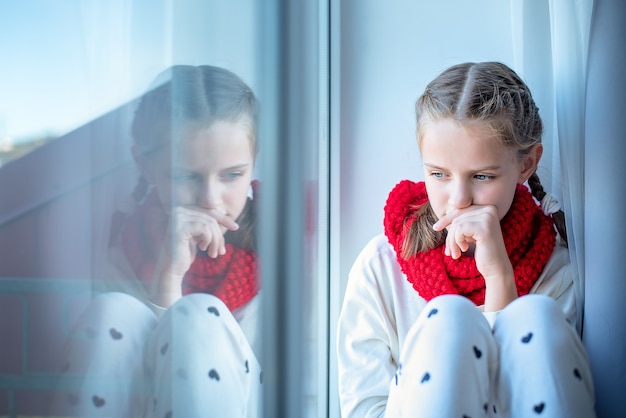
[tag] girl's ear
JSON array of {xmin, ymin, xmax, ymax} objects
[{"xmin": 518, "ymin": 143, "xmax": 543, "ymax": 183}]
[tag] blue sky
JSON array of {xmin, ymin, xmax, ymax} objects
[
  {"xmin": 0, "ymin": 1, "xmax": 95, "ymax": 142},
  {"xmin": 0, "ymin": 0, "xmax": 258, "ymax": 145}
]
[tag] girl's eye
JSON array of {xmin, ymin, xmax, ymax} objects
[
  {"xmin": 172, "ymin": 173, "xmax": 198, "ymax": 182},
  {"xmin": 222, "ymin": 171, "xmax": 243, "ymax": 181},
  {"xmin": 431, "ymin": 172, "xmax": 446, "ymax": 179},
  {"xmin": 474, "ymin": 174, "xmax": 494, "ymax": 181}
]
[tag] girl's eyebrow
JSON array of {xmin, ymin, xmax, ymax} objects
[
  {"xmin": 423, "ymin": 163, "xmax": 445, "ymax": 170},
  {"xmin": 172, "ymin": 163, "xmax": 251, "ymax": 172},
  {"xmin": 221, "ymin": 163, "xmax": 250, "ymax": 171},
  {"xmin": 423, "ymin": 162, "xmax": 502, "ymax": 171}
]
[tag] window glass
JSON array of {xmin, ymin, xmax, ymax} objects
[{"xmin": 0, "ymin": 1, "xmax": 327, "ymax": 416}]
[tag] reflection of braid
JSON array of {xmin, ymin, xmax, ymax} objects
[
  {"xmin": 131, "ymin": 175, "xmax": 150, "ymax": 203},
  {"xmin": 528, "ymin": 172, "xmax": 568, "ymax": 246}
]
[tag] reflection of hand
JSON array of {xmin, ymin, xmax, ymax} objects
[
  {"xmin": 170, "ymin": 206, "xmax": 239, "ymax": 269},
  {"xmin": 433, "ymin": 205, "xmax": 517, "ymax": 310},
  {"xmin": 150, "ymin": 206, "xmax": 239, "ymax": 308}
]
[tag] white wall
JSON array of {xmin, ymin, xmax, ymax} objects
[{"xmin": 337, "ymin": 0, "xmax": 520, "ymax": 296}]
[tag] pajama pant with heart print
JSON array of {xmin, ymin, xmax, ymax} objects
[
  {"xmin": 51, "ymin": 292, "xmax": 262, "ymax": 417},
  {"xmin": 385, "ymin": 294, "xmax": 596, "ymax": 418}
]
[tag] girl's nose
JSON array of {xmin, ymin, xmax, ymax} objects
[
  {"xmin": 198, "ymin": 180, "xmax": 222, "ymax": 209},
  {"xmin": 448, "ymin": 181, "xmax": 472, "ymax": 210}
]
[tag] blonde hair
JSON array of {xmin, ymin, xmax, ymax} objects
[
  {"xmin": 132, "ymin": 65, "xmax": 258, "ymax": 155},
  {"xmin": 403, "ymin": 62, "xmax": 566, "ymax": 258}
]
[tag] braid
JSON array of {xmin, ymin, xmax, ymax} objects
[
  {"xmin": 401, "ymin": 202, "xmax": 446, "ymax": 257},
  {"xmin": 527, "ymin": 172, "xmax": 547, "ymax": 202},
  {"xmin": 528, "ymin": 172, "xmax": 568, "ymax": 246},
  {"xmin": 131, "ymin": 175, "xmax": 150, "ymax": 203}
]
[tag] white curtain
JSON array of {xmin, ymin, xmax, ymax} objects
[
  {"xmin": 510, "ymin": 0, "xmax": 593, "ymax": 335},
  {"xmin": 548, "ymin": 0, "xmax": 593, "ymax": 337}
]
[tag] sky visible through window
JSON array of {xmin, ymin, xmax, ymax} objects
[
  {"xmin": 0, "ymin": 0, "xmax": 258, "ymax": 152},
  {"xmin": 2, "ymin": 1, "xmax": 135, "ymax": 145}
]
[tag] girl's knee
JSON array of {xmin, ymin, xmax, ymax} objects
[
  {"xmin": 157, "ymin": 293, "xmax": 241, "ymax": 344},
  {"xmin": 68, "ymin": 292, "xmax": 157, "ymax": 339},
  {"xmin": 420, "ymin": 294, "xmax": 487, "ymax": 330},
  {"xmin": 405, "ymin": 295, "xmax": 493, "ymax": 355},
  {"xmin": 505, "ymin": 294, "xmax": 563, "ymax": 319},
  {"xmin": 88, "ymin": 291, "xmax": 154, "ymax": 317},
  {"xmin": 494, "ymin": 294, "xmax": 578, "ymax": 356},
  {"xmin": 497, "ymin": 294, "xmax": 568, "ymax": 336},
  {"xmin": 425, "ymin": 294, "xmax": 479, "ymax": 314},
  {"xmin": 167, "ymin": 293, "xmax": 232, "ymax": 325}
]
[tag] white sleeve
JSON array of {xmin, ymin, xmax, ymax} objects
[
  {"xmin": 530, "ymin": 245, "xmax": 577, "ymax": 326},
  {"xmin": 337, "ymin": 239, "xmax": 398, "ymax": 418}
]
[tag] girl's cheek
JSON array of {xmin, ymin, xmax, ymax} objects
[
  {"xmin": 428, "ymin": 195, "xmax": 446, "ymax": 220},
  {"xmin": 150, "ymin": 181, "xmax": 173, "ymax": 212},
  {"xmin": 171, "ymin": 185, "xmax": 195, "ymax": 207}
]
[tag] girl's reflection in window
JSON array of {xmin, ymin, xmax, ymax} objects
[{"xmin": 54, "ymin": 65, "xmax": 263, "ymax": 417}]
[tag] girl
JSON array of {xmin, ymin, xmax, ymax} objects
[
  {"xmin": 337, "ymin": 62, "xmax": 596, "ymax": 417},
  {"xmin": 53, "ymin": 65, "xmax": 262, "ymax": 417}
]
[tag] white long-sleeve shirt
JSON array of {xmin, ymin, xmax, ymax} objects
[{"xmin": 337, "ymin": 233, "xmax": 575, "ymax": 418}]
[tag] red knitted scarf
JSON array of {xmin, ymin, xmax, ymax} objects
[
  {"xmin": 117, "ymin": 184, "xmax": 259, "ymax": 312},
  {"xmin": 383, "ymin": 180, "xmax": 556, "ymax": 305}
]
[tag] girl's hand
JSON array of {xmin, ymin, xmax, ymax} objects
[
  {"xmin": 150, "ymin": 206, "xmax": 239, "ymax": 307},
  {"xmin": 433, "ymin": 205, "xmax": 517, "ymax": 310},
  {"xmin": 169, "ymin": 206, "xmax": 239, "ymax": 269}
]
